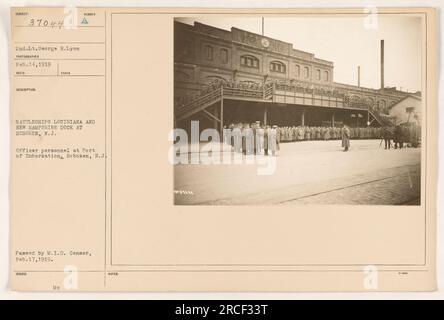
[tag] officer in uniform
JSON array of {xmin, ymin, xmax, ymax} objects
[
  {"xmin": 232, "ymin": 123, "xmax": 242, "ymax": 153},
  {"xmin": 325, "ymin": 127, "xmax": 331, "ymax": 140},
  {"xmin": 305, "ymin": 126, "xmax": 311, "ymax": 140},
  {"xmin": 394, "ymin": 125, "xmax": 403, "ymax": 149},
  {"xmin": 271, "ymin": 125, "xmax": 280, "ymax": 156},
  {"xmin": 316, "ymin": 126, "xmax": 321, "ymax": 140},
  {"xmin": 257, "ymin": 123, "xmax": 264, "ymax": 155},
  {"xmin": 242, "ymin": 123, "xmax": 249, "ymax": 155},
  {"xmin": 298, "ymin": 126, "xmax": 304, "ymax": 141},
  {"xmin": 341, "ymin": 124, "xmax": 351, "ymax": 152},
  {"xmin": 382, "ymin": 126, "xmax": 392, "ymax": 149}
]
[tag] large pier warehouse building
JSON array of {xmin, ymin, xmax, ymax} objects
[{"xmin": 174, "ymin": 21, "xmax": 421, "ymax": 133}]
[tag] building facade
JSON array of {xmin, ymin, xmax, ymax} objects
[{"xmin": 388, "ymin": 95, "xmax": 422, "ymax": 125}]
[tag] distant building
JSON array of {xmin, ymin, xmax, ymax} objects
[
  {"xmin": 388, "ymin": 95, "xmax": 422, "ymax": 125},
  {"xmin": 174, "ymin": 20, "xmax": 420, "ymax": 132}
]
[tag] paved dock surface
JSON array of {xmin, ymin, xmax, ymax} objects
[{"xmin": 174, "ymin": 139, "xmax": 421, "ymax": 205}]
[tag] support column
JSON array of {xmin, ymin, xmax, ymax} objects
[
  {"xmin": 332, "ymin": 112, "xmax": 335, "ymax": 127},
  {"xmin": 220, "ymin": 98, "xmax": 224, "ymax": 135},
  {"xmin": 213, "ymin": 105, "xmax": 219, "ymax": 131},
  {"xmin": 301, "ymin": 109, "xmax": 305, "ymax": 126},
  {"xmin": 263, "ymin": 106, "xmax": 268, "ymax": 126}
]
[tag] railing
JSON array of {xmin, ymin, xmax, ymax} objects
[
  {"xmin": 347, "ymin": 102, "xmax": 369, "ymax": 110},
  {"xmin": 222, "ymin": 86, "xmax": 264, "ymax": 99},
  {"xmin": 273, "ymin": 89, "xmax": 346, "ymax": 108},
  {"xmin": 176, "ymin": 83, "xmax": 274, "ymax": 119},
  {"xmin": 175, "ymin": 81, "xmax": 391, "ymax": 125}
]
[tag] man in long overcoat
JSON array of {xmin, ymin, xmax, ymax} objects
[
  {"xmin": 341, "ymin": 124, "xmax": 350, "ymax": 152},
  {"xmin": 382, "ymin": 126, "xmax": 393, "ymax": 150}
]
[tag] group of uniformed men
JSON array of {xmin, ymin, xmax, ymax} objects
[
  {"xmin": 224, "ymin": 122, "xmax": 280, "ymax": 156},
  {"xmin": 276, "ymin": 126, "xmax": 383, "ymax": 142},
  {"xmin": 382, "ymin": 124, "xmax": 421, "ymax": 150},
  {"xmin": 222, "ymin": 122, "xmax": 364, "ymax": 156},
  {"xmin": 222, "ymin": 122, "xmax": 420, "ymax": 156}
]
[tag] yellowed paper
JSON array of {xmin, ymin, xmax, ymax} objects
[{"xmin": 10, "ymin": 7, "xmax": 437, "ymax": 291}]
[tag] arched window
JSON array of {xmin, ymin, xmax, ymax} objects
[
  {"xmin": 179, "ymin": 40, "xmax": 192, "ymax": 57},
  {"xmin": 304, "ymin": 66, "xmax": 310, "ymax": 78},
  {"xmin": 316, "ymin": 69, "xmax": 321, "ymax": 80},
  {"xmin": 270, "ymin": 61, "xmax": 286, "ymax": 73},
  {"xmin": 240, "ymin": 55, "xmax": 259, "ymax": 69},
  {"xmin": 204, "ymin": 45, "xmax": 213, "ymax": 61},
  {"xmin": 220, "ymin": 48, "xmax": 228, "ymax": 64},
  {"xmin": 295, "ymin": 64, "xmax": 300, "ymax": 77},
  {"xmin": 324, "ymin": 70, "xmax": 329, "ymax": 81}
]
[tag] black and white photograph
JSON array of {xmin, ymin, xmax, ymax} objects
[{"xmin": 173, "ymin": 15, "xmax": 423, "ymax": 206}]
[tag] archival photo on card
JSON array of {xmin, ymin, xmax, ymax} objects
[
  {"xmin": 173, "ymin": 15, "xmax": 423, "ymax": 206},
  {"xmin": 9, "ymin": 7, "xmax": 437, "ymax": 292}
]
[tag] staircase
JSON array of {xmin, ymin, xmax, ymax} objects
[
  {"xmin": 368, "ymin": 107, "xmax": 394, "ymax": 127},
  {"xmin": 175, "ymin": 82, "xmax": 394, "ymax": 127},
  {"xmin": 175, "ymin": 87, "xmax": 223, "ymax": 122},
  {"xmin": 175, "ymin": 83, "xmax": 273, "ymax": 122}
]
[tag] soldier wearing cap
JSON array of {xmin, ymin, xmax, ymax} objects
[
  {"xmin": 310, "ymin": 126, "xmax": 316, "ymax": 140},
  {"xmin": 382, "ymin": 126, "xmax": 392, "ymax": 150},
  {"xmin": 269, "ymin": 125, "xmax": 280, "ymax": 156},
  {"xmin": 304, "ymin": 126, "xmax": 311, "ymax": 140},
  {"xmin": 264, "ymin": 125, "xmax": 269, "ymax": 155},
  {"xmin": 232, "ymin": 123, "xmax": 242, "ymax": 153},
  {"xmin": 341, "ymin": 124, "xmax": 351, "ymax": 152},
  {"xmin": 251, "ymin": 122, "xmax": 258, "ymax": 154},
  {"xmin": 257, "ymin": 123, "xmax": 264, "ymax": 155},
  {"xmin": 298, "ymin": 126, "xmax": 304, "ymax": 141},
  {"xmin": 394, "ymin": 125, "xmax": 403, "ymax": 149}
]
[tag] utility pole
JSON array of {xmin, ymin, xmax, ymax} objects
[
  {"xmin": 380, "ymin": 39, "xmax": 384, "ymax": 89},
  {"xmin": 262, "ymin": 17, "xmax": 264, "ymax": 36}
]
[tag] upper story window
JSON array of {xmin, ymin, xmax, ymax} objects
[
  {"xmin": 182, "ymin": 40, "xmax": 192, "ymax": 57},
  {"xmin": 240, "ymin": 55, "xmax": 259, "ymax": 69},
  {"xmin": 316, "ymin": 69, "xmax": 321, "ymax": 80},
  {"xmin": 270, "ymin": 61, "xmax": 286, "ymax": 73},
  {"xmin": 204, "ymin": 45, "xmax": 213, "ymax": 61},
  {"xmin": 295, "ymin": 65, "xmax": 300, "ymax": 77},
  {"xmin": 378, "ymin": 100, "xmax": 387, "ymax": 109},
  {"xmin": 220, "ymin": 48, "xmax": 229, "ymax": 64},
  {"xmin": 304, "ymin": 66, "xmax": 310, "ymax": 78},
  {"xmin": 324, "ymin": 70, "xmax": 329, "ymax": 81}
]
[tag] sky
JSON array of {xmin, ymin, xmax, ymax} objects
[{"xmin": 176, "ymin": 15, "xmax": 422, "ymax": 93}]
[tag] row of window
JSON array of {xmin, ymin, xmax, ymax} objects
[
  {"xmin": 240, "ymin": 55, "xmax": 329, "ymax": 81},
  {"xmin": 203, "ymin": 46, "xmax": 329, "ymax": 81}
]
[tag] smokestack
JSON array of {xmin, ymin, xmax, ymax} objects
[
  {"xmin": 358, "ymin": 66, "xmax": 360, "ymax": 87},
  {"xmin": 261, "ymin": 17, "xmax": 264, "ymax": 36},
  {"xmin": 380, "ymin": 39, "xmax": 384, "ymax": 89}
]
